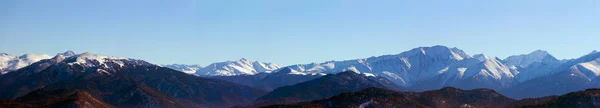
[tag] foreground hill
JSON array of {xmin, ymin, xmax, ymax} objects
[
  {"xmin": 513, "ymin": 88, "xmax": 600, "ymax": 107},
  {"xmin": 266, "ymin": 87, "xmax": 600, "ymax": 108},
  {"xmin": 0, "ymin": 89, "xmax": 113, "ymax": 108},
  {"xmin": 265, "ymin": 87, "xmax": 515, "ymax": 108},
  {"xmin": 240, "ymin": 71, "xmax": 404, "ymax": 107}
]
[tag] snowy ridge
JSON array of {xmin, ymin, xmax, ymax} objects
[
  {"xmin": 164, "ymin": 58, "xmax": 281, "ymax": 76},
  {"xmin": 196, "ymin": 58, "xmax": 281, "ymax": 76},
  {"xmin": 66, "ymin": 52, "xmax": 130, "ymax": 67},
  {"xmin": 572, "ymin": 60, "xmax": 600, "ymax": 80},
  {"xmin": 410, "ymin": 54, "xmax": 518, "ymax": 90},
  {"xmin": 160, "ymin": 64, "xmax": 202, "ymax": 74},
  {"xmin": 504, "ymin": 50, "xmax": 558, "ymax": 67},
  {"xmin": 45, "ymin": 51, "xmax": 156, "ymax": 76},
  {"xmin": 462, "ymin": 56, "xmax": 515, "ymax": 80},
  {"xmin": 566, "ymin": 52, "xmax": 600, "ymax": 80},
  {"xmin": 0, "ymin": 53, "xmax": 52, "ymax": 74}
]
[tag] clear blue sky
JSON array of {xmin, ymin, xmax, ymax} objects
[{"xmin": 1, "ymin": 0, "xmax": 598, "ymax": 66}]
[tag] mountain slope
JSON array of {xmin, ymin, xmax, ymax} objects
[
  {"xmin": 246, "ymin": 71, "xmax": 403, "ymax": 107},
  {"xmin": 0, "ymin": 89, "xmax": 113, "ymax": 108},
  {"xmin": 266, "ymin": 87, "xmax": 515, "ymax": 108},
  {"xmin": 0, "ymin": 52, "xmax": 266, "ymax": 108}
]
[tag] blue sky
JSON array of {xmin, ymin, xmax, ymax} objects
[{"xmin": 1, "ymin": 0, "xmax": 599, "ymax": 66}]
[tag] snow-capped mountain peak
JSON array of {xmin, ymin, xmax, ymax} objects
[
  {"xmin": 65, "ymin": 52, "xmax": 129, "ymax": 67},
  {"xmin": 239, "ymin": 58, "xmax": 249, "ymax": 62},
  {"xmin": 402, "ymin": 45, "xmax": 470, "ymax": 61},
  {"xmin": 473, "ymin": 54, "xmax": 490, "ymax": 61},
  {"xmin": 42, "ymin": 52, "xmax": 158, "ymax": 76},
  {"xmin": 252, "ymin": 61, "xmax": 281, "ymax": 73},
  {"xmin": 530, "ymin": 50, "xmax": 550, "ymax": 56},
  {"xmin": 194, "ymin": 58, "xmax": 281, "ymax": 76},
  {"xmin": 160, "ymin": 64, "xmax": 202, "ymax": 74},
  {"xmin": 463, "ymin": 56, "xmax": 516, "ymax": 80},
  {"xmin": 58, "ymin": 50, "xmax": 76, "ymax": 57},
  {"xmin": 504, "ymin": 50, "xmax": 558, "ymax": 67}
]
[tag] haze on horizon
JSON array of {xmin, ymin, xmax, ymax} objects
[{"xmin": 1, "ymin": 0, "xmax": 599, "ymax": 66}]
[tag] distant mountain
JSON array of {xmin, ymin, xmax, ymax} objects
[
  {"xmin": 503, "ymin": 51, "xmax": 600, "ymax": 99},
  {"xmin": 504, "ymin": 50, "xmax": 560, "ymax": 67},
  {"xmin": 512, "ymin": 88, "xmax": 600, "ymax": 107},
  {"xmin": 211, "ymin": 67, "xmax": 323, "ymax": 91},
  {"xmin": 282, "ymin": 45, "xmax": 471, "ymax": 86},
  {"xmin": 0, "ymin": 52, "xmax": 266, "ymax": 108},
  {"xmin": 502, "ymin": 50, "xmax": 565, "ymax": 82},
  {"xmin": 0, "ymin": 53, "xmax": 52, "ymax": 74},
  {"xmin": 161, "ymin": 64, "xmax": 202, "ymax": 74},
  {"xmin": 266, "ymin": 87, "xmax": 515, "ymax": 108},
  {"xmin": 0, "ymin": 89, "xmax": 113, "ymax": 108},
  {"xmin": 278, "ymin": 45, "xmax": 520, "ymax": 92},
  {"xmin": 243, "ymin": 71, "xmax": 404, "ymax": 107},
  {"xmin": 410, "ymin": 54, "xmax": 518, "ymax": 91},
  {"xmin": 163, "ymin": 58, "xmax": 281, "ymax": 76}
]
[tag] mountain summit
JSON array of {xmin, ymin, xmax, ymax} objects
[
  {"xmin": 504, "ymin": 50, "xmax": 559, "ymax": 67},
  {"xmin": 281, "ymin": 45, "xmax": 470, "ymax": 86},
  {"xmin": 57, "ymin": 50, "xmax": 76, "ymax": 57}
]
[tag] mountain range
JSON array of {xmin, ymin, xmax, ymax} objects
[
  {"xmin": 0, "ymin": 51, "xmax": 266, "ymax": 108},
  {"xmin": 1, "ymin": 45, "xmax": 600, "ymax": 107},
  {"xmin": 212, "ymin": 45, "xmax": 599, "ymax": 99}
]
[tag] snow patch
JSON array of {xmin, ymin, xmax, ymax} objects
[
  {"xmin": 363, "ymin": 73, "xmax": 376, "ymax": 77},
  {"xmin": 358, "ymin": 100, "xmax": 374, "ymax": 108}
]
